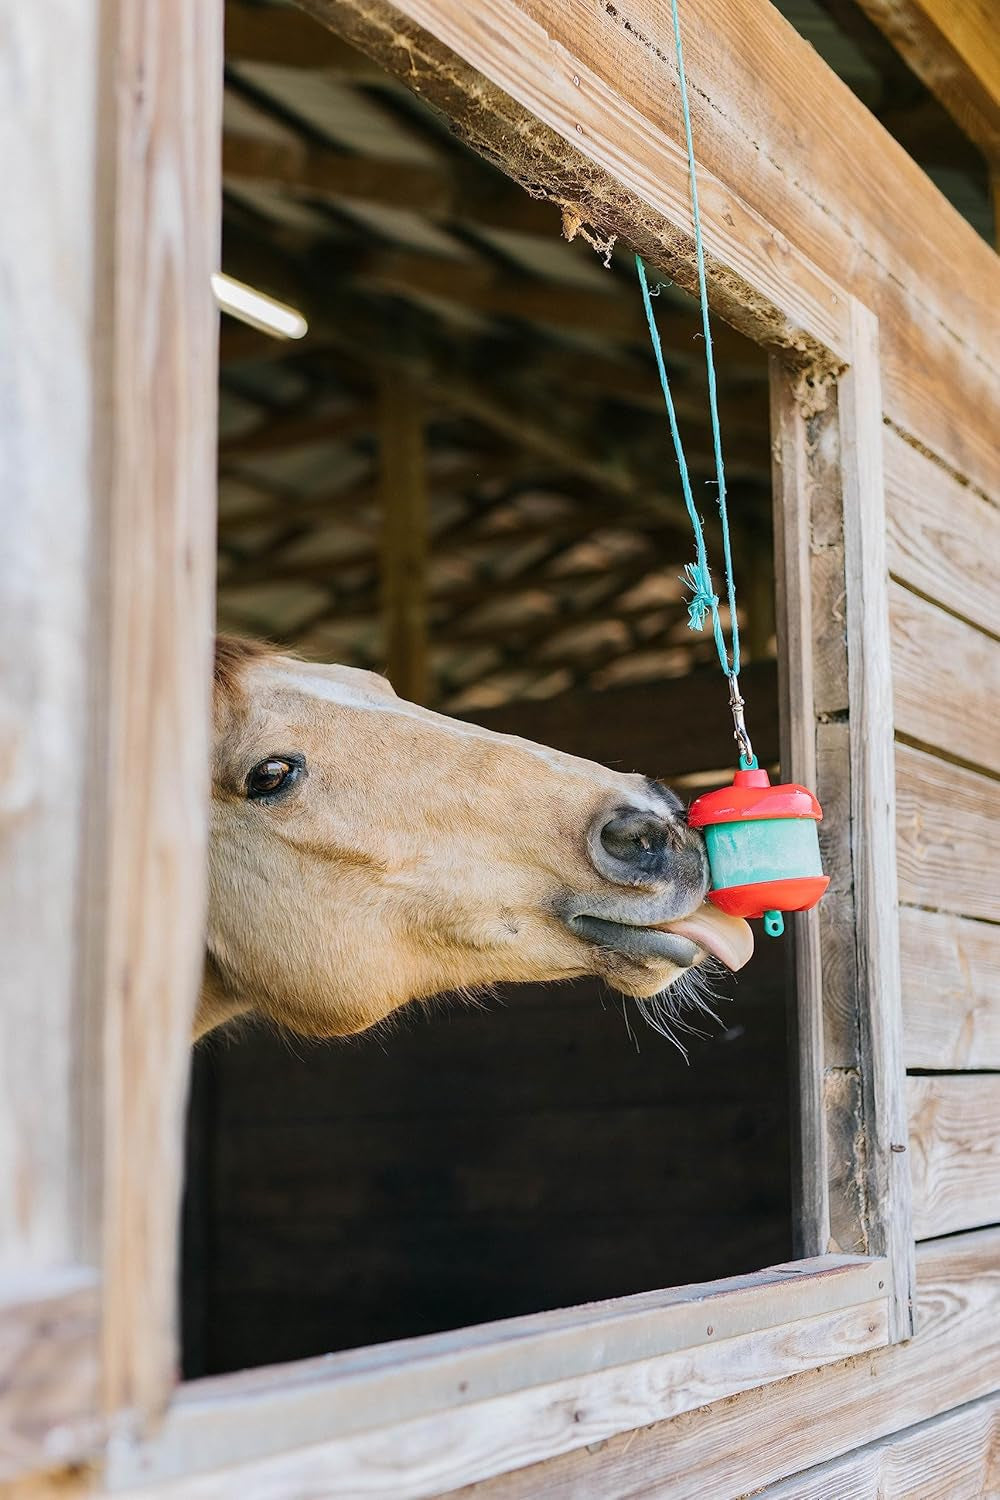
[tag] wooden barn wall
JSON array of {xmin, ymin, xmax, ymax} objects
[
  {"xmin": 289, "ymin": 0, "xmax": 1000, "ymax": 1494},
  {"xmin": 884, "ymin": 429, "xmax": 1000, "ymax": 1246}
]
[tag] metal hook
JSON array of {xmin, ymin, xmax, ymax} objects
[{"xmin": 728, "ymin": 675, "xmax": 755, "ymax": 767}]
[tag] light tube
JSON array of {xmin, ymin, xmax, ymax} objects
[{"xmin": 211, "ymin": 271, "xmax": 308, "ymax": 340}]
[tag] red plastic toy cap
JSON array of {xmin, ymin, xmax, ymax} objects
[
  {"xmin": 688, "ymin": 767, "xmax": 823, "ymax": 827},
  {"xmin": 708, "ymin": 876, "xmax": 830, "ymax": 920}
]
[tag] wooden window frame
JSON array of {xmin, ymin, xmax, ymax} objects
[{"xmin": 1, "ymin": 0, "xmax": 916, "ymax": 1491}]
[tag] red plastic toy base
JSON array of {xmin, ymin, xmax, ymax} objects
[{"xmin": 707, "ymin": 875, "xmax": 830, "ymax": 921}]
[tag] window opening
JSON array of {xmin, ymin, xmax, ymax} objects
[{"xmin": 184, "ymin": 15, "xmax": 792, "ymax": 1376}]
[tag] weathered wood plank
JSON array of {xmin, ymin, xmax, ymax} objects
[
  {"xmin": 0, "ymin": 0, "xmax": 96, "ymax": 1278},
  {"xmin": 900, "ymin": 907, "xmax": 1000, "ymax": 1070},
  {"xmin": 441, "ymin": 1228, "xmax": 1000, "ymax": 1499},
  {"xmin": 890, "ymin": 580, "xmax": 1000, "ymax": 777},
  {"xmin": 756, "ymin": 1390, "xmax": 1000, "ymax": 1499},
  {"xmin": 840, "ymin": 301, "xmax": 914, "ymax": 1338},
  {"xmin": 884, "ymin": 425, "xmax": 1000, "ymax": 620},
  {"xmin": 770, "ymin": 360, "xmax": 829, "ymax": 1258},
  {"xmin": 895, "ymin": 743, "xmax": 1000, "ymax": 924},
  {"xmin": 94, "ymin": 0, "xmax": 224, "ymax": 1425},
  {"xmin": 106, "ymin": 1260, "xmax": 889, "ymax": 1494},
  {"xmin": 855, "ymin": 0, "xmax": 1000, "ymax": 160},
  {"xmin": 0, "ymin": 1272, "xmax": 100, "ymax": 1484},
  {"xmin": 908, "ymin": 1075, "xmax": 1000, "ymax": 1241},
  {"xmin": 299, "ymin": 0, "xmax": 1000, "ymax": 495},
  {"xmin": 298, "ymin": 0, "xmax": 852, "ymax": 365}
]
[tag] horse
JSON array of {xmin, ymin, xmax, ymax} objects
[{"xmin": 198, "ymin": 636, "xmax": 753, "ymax": 1041}]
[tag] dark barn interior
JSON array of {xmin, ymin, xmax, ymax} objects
[{"xmin": 181, "ymin": 0, "xmax": 991, "ymax": 1379}]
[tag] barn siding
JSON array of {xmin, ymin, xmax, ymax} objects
[{"xmin": 884, "ymin": 433, "xmax": 1000, "ymax": 1249}]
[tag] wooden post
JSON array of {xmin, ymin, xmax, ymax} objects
[
  {"xmin": 839, "ymin": 300, "xmax": 916, "ymax": 1342},
  {"xmin": 379, "ymin": 372, "xmax": 429, "ymax": 703},
  {"xmin": 92, "ymin": 0, "xmax": 224, "ymax": 1428},
  {"xmin": 0, "ymin": 0, "xmax": 223, "ymax": 1475}
]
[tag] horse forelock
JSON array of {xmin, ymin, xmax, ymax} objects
[{"xmin": 214, "ymin": 635, "xmax": 282, "ymax": 725}]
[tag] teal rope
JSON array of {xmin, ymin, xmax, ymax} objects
[{"xmin": 636, "ymin": 0, "xmax": 740, "ymax": 681}]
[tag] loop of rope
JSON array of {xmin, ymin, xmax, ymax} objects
[{"xmin": 636, "ymin": 0, "xmax": 742, "ymax": 686}]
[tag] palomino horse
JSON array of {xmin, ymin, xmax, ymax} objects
[{"xmin": 198, "ymin": 637, "xmax": 753, "ymax": 1040}]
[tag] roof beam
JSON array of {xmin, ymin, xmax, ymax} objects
[
  {"xmin": 222, "ymin": 130, "xmax": 563, "ymax": 237},
  {"xmin": 225, "ymin": 0, "xmax": 385, "ymax": 76},
  {"xmin": 853, "ymin": 0, "xmax": 1000, "ymax": 161}
]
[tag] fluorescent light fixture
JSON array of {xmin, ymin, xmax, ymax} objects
[{"xmin": 211, "ymin": 271, "xmax": 308, "ymax": 340}]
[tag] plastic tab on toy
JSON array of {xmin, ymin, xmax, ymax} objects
[{"xmin": 688, "ymin": 768, "xmax": 830, "ymax": 938}]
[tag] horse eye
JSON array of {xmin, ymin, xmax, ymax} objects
[{"xmin": 246, "ymin": 758, "xmax": 299, "ymax": 801}]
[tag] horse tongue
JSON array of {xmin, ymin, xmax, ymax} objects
[{"xmin": 660, "ymin": 905, "xmax": 754, "ymax": 971}]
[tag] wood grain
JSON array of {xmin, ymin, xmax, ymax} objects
[
  {"xmin": 94, "ymin": 0, "xmax": 224, "ymax": 1425},
  {"xmin": 441, "ymin": 1228, "xmax": 1000, "ymax": 1500},
  {"xmin": 895, "ymin": 743, "xmax": 1000, "ymax": 924},
  {"xmin": 770, "ymin": 359, "xmax": 829, "ymax": 1259},
  {"xmin": 884, "ymin": 425, "xmax": 1000, "ymax": 620},
  {"xmin": 890, "ymin": 580, "xmax": 1000, "ymax": 777},
  {"xmin": 908, "ymin": 1075, "xmax": 1000, "ymax": 1240},
  {"xmin": 299, "ymin": 0, "xmax": 853, "ymax": 364},
  {"xmin": 106, "ymin": 1262, "xmax": 889, "ymax": 1494},
  {"xmin": 0, "ymin": 0, "xmax": 95, "ymax": 1278},
  {"xmin": 300, "ymin": 0, "xmax": 1000, "ymax": 495},
  {"xmin": 0, "ymin": 1272, "xmax": 100, "ymax": 1484},
  {"xmin": 839, "ymin": 301, "xmax": 914, "ymax": 1338},
  {"xmin": 855, "ymin": 0, "xmax": 1000, "ymax": 159},
  {"xmin": 900, "ymin": 906, "xmax": 1000, "ymax": 1070},
  {"xmin": 755, "ymin": 1390, "xmax": 1000, "ymax": 1499}
]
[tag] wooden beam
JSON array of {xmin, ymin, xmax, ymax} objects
[
  {"xmin": 467, "ymin": 660, "xmax": 778, "ymax": 777},
  {"xmin": 357, "ymin": 249, "xmax": 756, "ymax": 364},
  {"xmin": 840, "ymin": 301, "xmax": 914, "ymax": 1340},
  {"xmin": 379, "ymin": 372, "xmax": 428, "ymax": 700},
  {"xmin": 222, "ymin": 130, "xmax": 563, "ymax": 238},
  {"xmin": 225, "ymin": 0, "xmax": 384, "ymax": 75},
  {"xmin": 1, "ymin": 0, "xmax": 221, "ymax": 1467},
  {"xmin": 94, "ymin": 0, "xmax": 224, "ymax": 1425},
  {"xmin": 223, "ymin": 131, "xmax": 453, "ymax": 215},
  {"xmin": 106, "ymin": 1256, "xmax": 888, "ymax": 1494},
  {"xmin": 769, "ymin": 357, "xmax": 829, "ymax": 1261},
  {"xmin": 219, "ymin": 402, "xmax": 374, "ymax": 457},
  {"xmin": 854, "ymin": 0, "xmax": 1000, "ymax": 161},
  {"xmin": 435, "ymin": 1229, "xmax": 1000, "ymax": 1500},
  {"xmin": 294, "ymin": 0, "xmax": 998, "ymax": 501}
]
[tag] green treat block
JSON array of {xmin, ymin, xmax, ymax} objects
[{"xmin": 703, "ymin": 816, "xmax": 824, "ymax": 892}]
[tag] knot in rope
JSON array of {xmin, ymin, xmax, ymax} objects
[{"xmin": 682, "ymin": 561, "xmax": 718, "ymax": 631}]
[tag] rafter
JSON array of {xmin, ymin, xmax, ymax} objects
[
  {"xmin": 218, "ymin": 402, "xmax": 373, "ymax": 457},
  {"xmin": 854, "ymin": 0, "xmax": 1000, "ymax": 160},
  {"xmin": 225, "ymin": 0, "xmax": 385, "ymax": 76}
]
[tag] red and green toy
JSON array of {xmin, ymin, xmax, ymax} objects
[{"xmin": 636, "ymin": 4, "xmax": 829, "ymax": 943}]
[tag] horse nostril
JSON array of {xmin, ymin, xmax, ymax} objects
[
  {"xmin": 591, "ymin": 805, "xmax": 708, "ymax": 896},
  {"xmin": 599, "ymin": 810, "xmax": 672, "ymax": 864}
]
